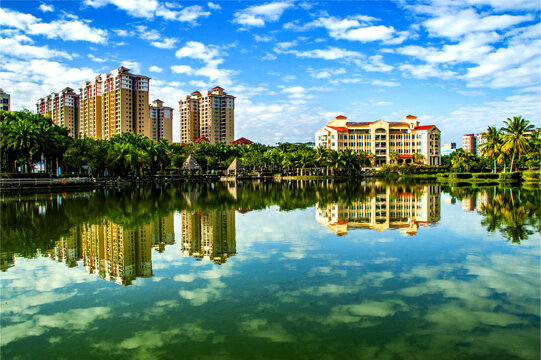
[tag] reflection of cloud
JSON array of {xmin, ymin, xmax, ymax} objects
[
  {"xmin": 3, "ymin": 291, "xmax": 77, "ymax": 315},
  {"xmin": 179, "ymin": 279, "xmax": 227, "ymax": 306},
  {"xmin": 1, "ymin": 307, "xmax": 111, "ymax": 346},
  {"xmin": 322, "ymin": 300, "xmax": 409, "ymax": 326},
  {"xmin": 239, "ymin": 318, "xmax": 294, "ymax": 342}
]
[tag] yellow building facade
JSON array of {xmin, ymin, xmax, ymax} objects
[
  {"xmin": 149, "ymin": 99, "xmax": 173, "ymax": 142},
  {"xmin": 316, "ymin": 184, "xmax": 441, "ymax": 235},
  {"xmin": 315, "ymin": 115, "xmax": 441, "ymax": 166},
  {"xmin": 36, "ymin": 87, "xmax": 80, "ymax": 137},
  {"xmin": 78, "ymin": 66, "xmax": 150, "ymax": 140},
  {"xmin": 179, "ymin": 86, "xmax": 235, "ymax": 144}
]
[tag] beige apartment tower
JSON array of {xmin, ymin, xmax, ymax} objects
[
  {"xmin": 149, "ymin": 99, "xmax": 173, "ymax": 142},
  {"xmin": 179, "ymin": 86, "xmax": 235, "ymax": 144},
  {"xmin": 315, "ymin": 115, "xmax": 441, "ymax": 166},
  {"xmin": 1, "ymin": 88, "xmax": 10, "ymax": 111},
  {"xmin": 36, "ymin": 87, "xmax": 80, "ymax": 137},
  {"xmin": 78, "ymin": 66, "xmax": 150, "ymax": 140}
]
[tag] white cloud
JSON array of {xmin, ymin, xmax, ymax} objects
[
  {"xmin": 39, "ymin": 4, "xmax": 54, "ymax": 12},
  {"xmin": 0, "ymin": 8, "xmax": 107, "ymax": 43},
  {"xmin": 234, "ymin": 2, "xmax": 293, "ymax": 27},
  {"xmin": 151, "ymin": 38, "xmax": 178, "ymax": 49},
  {"xmin": 280, "ymin": 46, "xmax": 364, "ymax": 61},
  {"xmin": 307, "ymin": 67, "xmax": 346, "ymax": 79},
  {"xmin": 120, "ymin": 61, "xmax": 141, "ymax": 74},
  {"xmin": 254, "ymin": 34, "xmax": 274, "ymax": 42},
  {"xmin": 207, "ymin": 2, "xmax": 221, "ymax": 10},
  {"xmin": 361, "ymin": 55, "xmax": 393, "ymax": 72},
  {"xmin": 175, "ymin": 41, "xmax": 221, "ymax": 62},
  {"xmin": 0, "ymin": 59, "xmax": 97, "ymax": 110},
  {"xmin": 371, "ymin": 80, "xmax": 400, "ymax": 87},
  {"xmin": 399, "ymin": 63, "xmax": 457, "ymax": 79},
  {"xmin": 84, "ymin": 0, "xmax": 210, "ymax": 22},
  {"xmin": 171, "ymin": 65, "xmax": 193, "ymax": 75},
  {"xmin": 0, "ymin": 35, "xmax": 72, "ymax": 59},
  {"xmin": 149, "ymin": 65, "xmax": 163, "ymax": 73},
  {"xmin": 423, "ymin": 8, "xmax": 533, "ymax": 39}
]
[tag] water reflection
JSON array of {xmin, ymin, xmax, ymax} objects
[
  {"xmin": 316, "ymin": 184, "xmax": 441, "ymax": 235},
  {"xmin": 181, "ymin": 210, "xmax": 236, "ymax": 264}
]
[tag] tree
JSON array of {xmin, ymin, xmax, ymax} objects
[
  {"xmin": 389, "ymin": 152, "xmax": 400, "ymax": 165},
  {"xmin": 480, "ymin": 126, "xmax": 502, "ymax": 173},
  {"xmin": 502, "ymin": 116, "xmax": 534, "ymax": 172}
]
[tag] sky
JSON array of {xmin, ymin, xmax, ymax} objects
[{"xmin": 1, "ymin": 0, "xmax": 540, "ymax": 144}]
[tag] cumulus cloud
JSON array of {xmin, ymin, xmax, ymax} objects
[
  {"xmin": 149, "ymin": 65, "xmax": 163, "ymax": 73},
  {"xmin": 233, "ymin": 2, "xmax": 293, "ymax": 27},
  {"xmin": 84, "ymin": 0, "xmax": 211, "ymax": 22},
  {"xmin": 39, "ymin": 4, "xmax": 54, "ymax": 12},
  {"xmin": 0, "ymin": 8, "xmax": 107, "ymax": 43}
]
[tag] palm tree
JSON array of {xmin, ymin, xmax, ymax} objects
[
  {"xmin": 4, "ymin": 117, "xmax": 39, "ymax": 172},
  {"xmin": 502, "ymin": 116, "xmax": 534, "ymax": 172},
  {"xmin": 389, "ymin": 151, "xmax": 400, "ymax": 165},
  {"xmin": 480, "ymin": 126, "xmax": 502, "ymax": 173},
  {"xmin": 413, "ymin": 153, "xmax": 425, "ymax": 165}
]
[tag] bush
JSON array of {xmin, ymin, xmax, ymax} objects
[
  {"xmin": 471, "ymin": 173, "xmax": 499, "ymax": 179},
  {"xmin": 449, "ymin": 173, "xmax": 472, "ymax": 179},
  {"xmin": 523, "ymin": 171, "xmax": 541, "ymax": 180},
  {"xmin": 498, "ymin": 172, "xmax": 522, "ymax": 180}
]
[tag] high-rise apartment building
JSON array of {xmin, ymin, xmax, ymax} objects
[
  {"xmin": 462, "ymin": 134, "xmax": 477, "ymax": 154},
  {"xmin": 0, "ymin": 88, "xmax": 10, "ymax": 111},
  {"xmin": 149, "ymin": 99, "xmax": 173, "ymax": 142},
  {"xmin": 79, "ymin": 66, "xmax": 150, "ymax": 140},
  {"xmin": 179, "ymin": 86, "xmax": 234, "ymax": 144},
  {"xmin": 36, "ymin": 87, "xmax": 80, "ymax": 137},
  {"xmin": 315, "ymin": 115, "xmax": 441, "ymax": 166}
]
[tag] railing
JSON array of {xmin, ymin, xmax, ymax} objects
[{"xmin": 0, "ymin": 177, "xmax": 95, "ymax": 187}]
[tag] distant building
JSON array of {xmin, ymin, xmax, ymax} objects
[
  {"xmin": 462, "ymin": 134, "xmax": 477, "ymax": 154},
  {"xmin": 462, "ymin": 133, "xmax": 487, "ymax": 157},
  {"xmin": 179, "ymin": 87, "xmax": 235, "ymax": 144},
  {"xmin": 232, "ymin": 137, "xmax": 253, "ymax": 145},
  {"xmin": 0, "ymin": 88, "xmax": 10, "ymax": 111},
  {"xmin": 441, "ymin": 142, "xmax": 456, "ymax": 156},
  {"xmin": 36, "ymin": 87, "xmax": 80, "ymax": 137},
  {"xmin": 149, "ymin": 99, "xmax": 173, "ymax": 142},
  {"xmin": 315, "ymin": 115, "xmax": 441, "ymax": 166}
]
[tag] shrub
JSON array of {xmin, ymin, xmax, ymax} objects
[
  {"xmin": 498, "ymin": 172, "xmax": 522, "ymax": 180},
  {"xmin": 449, "ymin": 173, "xmax": 472, "ymax": 179},
  {"xmin": 523, "ymin": 171, "xmax": 541, "ymax": 180},
  {"xmin": 471, "ymin": 173, "xmax": 499, "ymax": 179}
]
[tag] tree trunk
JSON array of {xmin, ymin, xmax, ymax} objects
[{"xmin": 510, "ymin": 152, "xmax": 515, "ymax": 172}]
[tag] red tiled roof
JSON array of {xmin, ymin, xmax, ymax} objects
[
  {"xmin": 399, "ymin": 192, "xmax": 413, "ymax": 197},
  {"xmin": 232, "ymin": 137, "xmax": 253, "ymax": 145},
  {"xmin": 195, "ymin": 136, "xmax": 209, "ymax": 143},
  {"xmin": 413, "ymin": 125, "xmax": 434, "ymax": 131},
  {"xmin": 336, "ymin": 115, "xmax": 347, "ymax": 119},
  {"xmin": 327, "ymin": 126, "xmax": 348, "ymax": 132},
  {"xmin": 211, "ymin": 86, "xmax": 223, "ymax": 90},
  {"xmin": 191, "ymin": 91, "xmax": 200, "ymax": 95},
  {"xmin": 400, "ymin": 154, "xmax": 413, "ymax": 158},
  {"xmin": 406, "ymin": 115, "xmax": 417, "ymax": 119}
]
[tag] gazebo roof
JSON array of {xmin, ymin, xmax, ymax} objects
[
  {"xmin": 181, "ymin": 155, "xmax": 202, "ymax": 170},
  {"xmin": 227, "ymin": 158, "xmax": 243, "ymax": 171}
]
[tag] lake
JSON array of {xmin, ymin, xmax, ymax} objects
[{"xmin": 1, "ymin": 181, "xmax": 539, "ymax": 359}]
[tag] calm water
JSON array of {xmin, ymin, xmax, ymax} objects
[{"xmin": 1, "ymin": 181, "xmax": 539, "ymax": 360}]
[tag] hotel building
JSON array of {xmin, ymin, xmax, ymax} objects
[
  {"xmin": 149, "ymin": 99, "xmax": 173, "ymax": 142},
  {"xmin": 316, "ymin": 184, "xmax": 441, "ymax": 235},
  {"xmin": 179, "ymin": 87, "xmax": 235, "ymax": 144},
  {"xmin": 181, "ymin": 210, "xmax": 236, "ymax": 264},
  {"xmin": 315, "ymin": 115, "xmax": 441, "ymax": 166},
  {"xmin": 1, "ymin": 88, "xmax": 10, "ymax": 111},
  {"xmin": 79, "ymin": 66, "xmax": 150, "ymax": 140},
  {"xmin": 36, "ymin": 87, "xmax": 80, "ymax": 137}
]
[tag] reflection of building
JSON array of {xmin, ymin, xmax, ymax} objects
[
  {"xmin": 181, "ymin": 210, "xmax": 236, "ymax": 264},
  {"xmin": 316, "ymin": 184, "xmax": 441, "ymax": 235},
  {"xmin": 81, "ymin": 221, "xmax": 152, "ymax": 285},
  {"xmin": 462, "ymin": 191, "xmax": 491, "ymax": 213},
  {"xmin": 151, "ymin": 214, "xmax": 175, "ymax": 253},
  {"xmin": 48, "ymin": 227, "xmax": 81, "ymax": 267},
  {"xmin": 47, "ymin": 214, "xmax": 175, "ymax": 285},
  {"xmin": 315, "ymin": 115, "xmax": 441, "ymax": 166}
]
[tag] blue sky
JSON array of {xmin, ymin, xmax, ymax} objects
[{"xmin": 1, "ymin": 0, "xmax": 539, "ymax": 144}]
